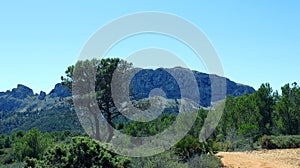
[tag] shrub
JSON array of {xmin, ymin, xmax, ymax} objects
[
  {"xmin": 261, "ymin": 135, "xmax": 300, "ymax": 149},
  {"xmin": 13, "ymin": 128, "xmax": 51, "ymax": 161},
  {"xmin": 131, "ymin": 151, "xmax": 186, "ymax": 168},
  {"xmin": 24, "ymin": 157, "xmax": 40, "ymax": 168},
  {"xmin": 214, "ymin": 138, "xmax": 255, "ymax": 152},
  {"xmin": 175, "ymin": 136, "xmax": 203, "ymax": 160},
  {"xmin": 0, "ymin": 135, "xmax": 11, "ymax": 149},
  {"xmin": 261, "ymin": 135, "xmax": 275, "ymax": 149},
  {"xmin": 188, "ymin": 155, "xmax": 223, "ymax": 168},
  {"xmin": 31, "ymin": 136, "xmax": 131, "ymax": 168},
  {"xmin": 3, "ymin": 155, "xmax": 14, "ymax": 165}
]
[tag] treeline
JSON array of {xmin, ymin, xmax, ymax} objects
[
  {"xmin": 222, "ymin": 83, "xmax": 300, "ymax": 136},
  {"xmin": 214, "ymin": 83, "xmax": 300, "ymax": 151}
]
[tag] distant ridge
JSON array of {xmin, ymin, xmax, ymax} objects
[
  {"xmin": 0, "ymin": 68, "xmax": 255, "ymax": 113},
  {"xmin": 0, "ymin": 83, "xmax": 70, "ymax": 113},
  {"xmin": 0, "ymin": 68, "xmax": 255, "ymax": 134},
  {"xmin": 129, "ymin": 67, "xmax": 255, "ymax": 107}
]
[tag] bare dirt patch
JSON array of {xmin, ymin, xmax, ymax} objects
[{"xmin": 216, "ymin": 148, "xmax": 300, "ymax": 168}]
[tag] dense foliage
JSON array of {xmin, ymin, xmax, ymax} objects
[
  {"xmin": 14, "ymin": 128, "xmax": 51, "ymax": 161},
  {"xmin": 261, "ymin": 135, "xmax": 300, "ymax": 149},
  {"xmin": 25, "ymin": 137, "xmax": 131, "ymax": 168},
  {"xmin": 214, "ymin": 83, "xmax": 300, "ymax": 151}
]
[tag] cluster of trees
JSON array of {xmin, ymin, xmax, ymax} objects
[
  {"xmin": 0, "ymin": 129, "xmax": 80, "ymax": 166},
  {"xmin": 218, "ymin": 83, "xmax": 300, "ymax": 138},
  {"xmin": 118, "ymin": 108, "xmax": 219, "ymax": 162},
  {"xmin": 213, "ymin": 83, "xmax": 300, "ymax": 151}
]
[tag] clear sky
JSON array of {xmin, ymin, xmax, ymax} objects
[{"xmin": 1, "ymin": 1, "xmax": 299, "ymax": 94}]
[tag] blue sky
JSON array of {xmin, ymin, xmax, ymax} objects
[{"xmin": 0, "ymin": 1, "xmax": 299, "ymax": 93}]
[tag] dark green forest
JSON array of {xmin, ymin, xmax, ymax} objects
[{"xmin": 0, "ymin": 58, "xmax": 299, "ymax": 167}]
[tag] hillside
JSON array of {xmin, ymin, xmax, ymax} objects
[{"xmin": 0, "ymin": 84, "xmax": 83, "ymax": 134}]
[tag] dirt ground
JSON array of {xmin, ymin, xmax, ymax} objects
[{"xmin": 216, "ymin": 148, "xmax": 300, "ymax": 168}]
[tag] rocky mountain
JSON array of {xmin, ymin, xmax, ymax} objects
[
  {"xmin": 129, "ymin": 67, "xmax": 255, "ymax": 107},
  {"xmin": 0, "ymin": 84, "xmax": 81, "ymax": 134},
  {"xmin": 0, "ymin": 68, "xmax": 255, "ymax": 134},
  {"xmin": 0, "ymin": 83, "xmax": 71, "ymax": 113}
]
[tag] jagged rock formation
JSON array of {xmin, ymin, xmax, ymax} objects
[
  {"xmin": 49, "ymin": 83, "xmax": 71, "ymax": 98},
  {"xmin": 0, "ymin": 83, "xmax": 71, "ymax": 113},
  {"xmin": 11, "ymin": 84, "xmax": 34, "ymax": 99},
  {"xmin": 129, "ymin": 68, "xmax": 255, "ymax": 107},
  {"xmin": 0, "ymin": 84, "xmax": 81, "ymax": 134},
  {"xmin": 38, "ymin": 91, "xmax": 46, "ymax": 100}
]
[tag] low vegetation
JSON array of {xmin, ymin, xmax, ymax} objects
[{"xmin": 261, "ymin": 135, "xmax": 300, "ymax": 149}]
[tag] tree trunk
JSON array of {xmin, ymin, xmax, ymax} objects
[
  {"xmin": 94, "ymin": 114, "xmax": 101, "ymax": 141},
  {"xmin": 106, "ymin": 109, "xmax": 114, "ymax": 143}
]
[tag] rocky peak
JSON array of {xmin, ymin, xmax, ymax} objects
[
  {"xmin": 49, "ymin": 83, "xmax": 71, "ymax": 98},
  {"xmin": 0, "ymin": 83, "xmax": 72, "ymax": 113},
  {"xmin": 38, "ymin": 91, "xmax": 46, "ymax": 100},
  {"xmin": 11, "ymin": 84, "xmax": 34, "ymax": 99}
]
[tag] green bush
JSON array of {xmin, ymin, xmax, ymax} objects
[
  {"xmin": 261, "ymin": 135, "xmax": 275, "ymax": 149},
  {"xmin": 0, "ymin": 135, "xmax": 11, "ymax": 149},
  {"xmin": 175, "ymin": 136, "xmax": 203, "ymax": 160},
  {"xmin": 188, "ymin": 155, "xmax": 223, "ymax": 168},
  {"xmin": 213, "ymin": 138, "xmax": 255, "ymax": 152},
  {"xmin": 131, "ymin": 151, "xmax": 186, "ymax": 168},
  {"xmin": 261, "ymin": 135, "xmax": 300, "ymax": 149},
  {"xmin": 24, "ymin": 157, "xmax": 40, "ymax": 168},
  {"xmin": 30, "ymin": 136, "xmax": 131, "ymax": 168},
  {"xmin": 13, "ymin": 128, "xmax": 51, "ymax": 161}
]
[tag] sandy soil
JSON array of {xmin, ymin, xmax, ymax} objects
[{"xmin": 216, "ymin": 148, "xmax": 300, "ymax": 168}]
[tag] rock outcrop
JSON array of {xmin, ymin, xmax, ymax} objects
[
  {"xmin": 11, "ymin": 84, "xmax": 34, "ymax": 99},
  {"xmin": 0, "ymin": 83, "xmax": 71, "ymax": 113},
  {"xmin": 129, "ymin": 67, "xmax": 255, "ymax": 107},
  {"xmin": 38, "ymin": 91, "xmax": 46, "ymax": 100},
  {"xmin": 49, "ymin": 83, "xmax": 71, "ymax": 98}
]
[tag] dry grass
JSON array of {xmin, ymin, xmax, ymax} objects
[{"xmin": 216, "ymin": 148, "xmax": 300, "ymax": 168}]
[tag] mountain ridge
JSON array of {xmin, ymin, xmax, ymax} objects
[
  {"xmin": 0, "ymin": 68, "xmax": 255, "ymax": 113},
  {"xmin": 0, "ymin": 68, "xmax": 255, "ymax": 134},
  {"xmin": 0, "ymin": 83, "xmax": 70, "ymax": 113},
  {"xmin": 129, "ymin": 67, "xmax": 255, "ymax": 107}
]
